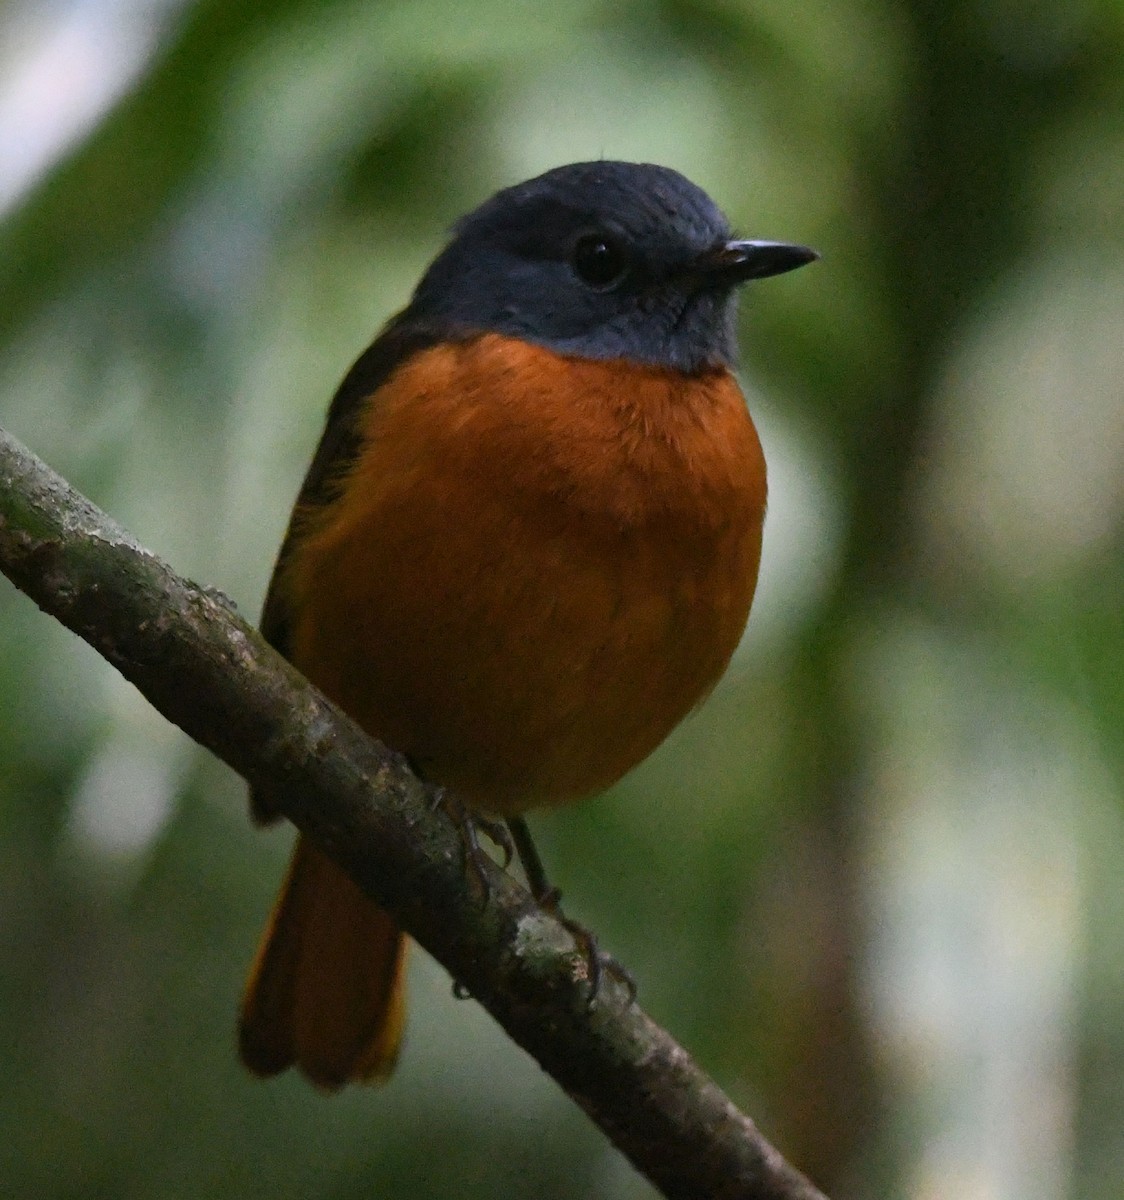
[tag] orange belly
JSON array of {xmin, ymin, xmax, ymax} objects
[{"xmin": 281, "ymin": 333, "xmax": 766, "ymax": 814}]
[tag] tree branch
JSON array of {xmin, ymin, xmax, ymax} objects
[{"xmin": 0, "ymin": 423, "xmax": 828, "ymax": 1200}]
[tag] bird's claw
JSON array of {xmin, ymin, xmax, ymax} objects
[{"xmin": 535, "ymin": 888, "xmax": 637, "ymax": 1008}]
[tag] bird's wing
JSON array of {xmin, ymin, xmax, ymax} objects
[{"xmin": 252, "ymin": 312, "xmax": 444, "ymax": 821}]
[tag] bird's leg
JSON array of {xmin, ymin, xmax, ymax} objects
[
  {"xmin": 506, "ymin": 816, "xmax": 637, "ymax": 1007},
  {"xmin": 505, "ymin": 814, "xmax": 555, "ymax": 905}
]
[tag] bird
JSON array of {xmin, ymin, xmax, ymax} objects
[{"xmin": 238, "ymin": 159, "xmax": 817, "ymax": 1091}]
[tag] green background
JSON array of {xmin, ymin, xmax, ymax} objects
[{"xmin": 1, "ymin": 1, "xmax": 1122, "ymax": 1197}]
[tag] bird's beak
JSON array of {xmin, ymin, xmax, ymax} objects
[{"xmin": 698, "ymin": 239, "xmax": 820, "ymax": 285}]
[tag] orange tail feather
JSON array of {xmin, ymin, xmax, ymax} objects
[{"xmin": 239, "ymin": 835, "xmax": 408, "ymax": 1090}]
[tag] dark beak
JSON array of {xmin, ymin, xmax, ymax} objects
[{"xmin": 699, "ymin": 239, "xmax": 819, "ymax": 285}]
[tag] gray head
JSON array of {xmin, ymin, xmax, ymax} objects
[{"xmin": 406, "ymin": 161, "xmax": 816, "ymax": 373}]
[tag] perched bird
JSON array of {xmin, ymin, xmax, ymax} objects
[{"xmin": 239, "ymin": 160, "xmax": 817, "ymax": 1090}]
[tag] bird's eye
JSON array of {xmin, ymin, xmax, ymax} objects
[{"xmin": 572, "ymin": 235, "xmax": 628, "ymax": 289}]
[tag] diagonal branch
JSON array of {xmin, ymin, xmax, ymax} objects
[{"xmin": 0, "ymin": 423, "xmax": 828, "ymax": 1200}]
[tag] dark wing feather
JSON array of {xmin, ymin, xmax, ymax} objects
[{"xmin": 252, "ymin": 312, "xmax": 445, "ymax": 823}]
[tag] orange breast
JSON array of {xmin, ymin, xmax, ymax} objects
[{"xmin": 282, "ymin": 333, "xmax": 767, "ymax": 814}]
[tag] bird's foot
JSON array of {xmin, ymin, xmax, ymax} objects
[
  {"xmin": 430, "ymin": 787, "xmax": 514, "ymax": 900},
  {"xmin": 535, "ymin": 886, "xmax": 637, "ymax": 1008}
]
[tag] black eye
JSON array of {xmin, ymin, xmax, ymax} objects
[{"xmin": 572, "ymin": 235, "xmax": 628, "ymax": 289}]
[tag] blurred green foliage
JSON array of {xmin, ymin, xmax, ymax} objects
[{"xmin": 1, "ymin": 1, "xmax": 1122, "ymax": 1197}]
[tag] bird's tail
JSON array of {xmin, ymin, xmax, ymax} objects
[{"xmin": 239, "ymin": 834, "xmax": 408, "ymax": 1090}]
